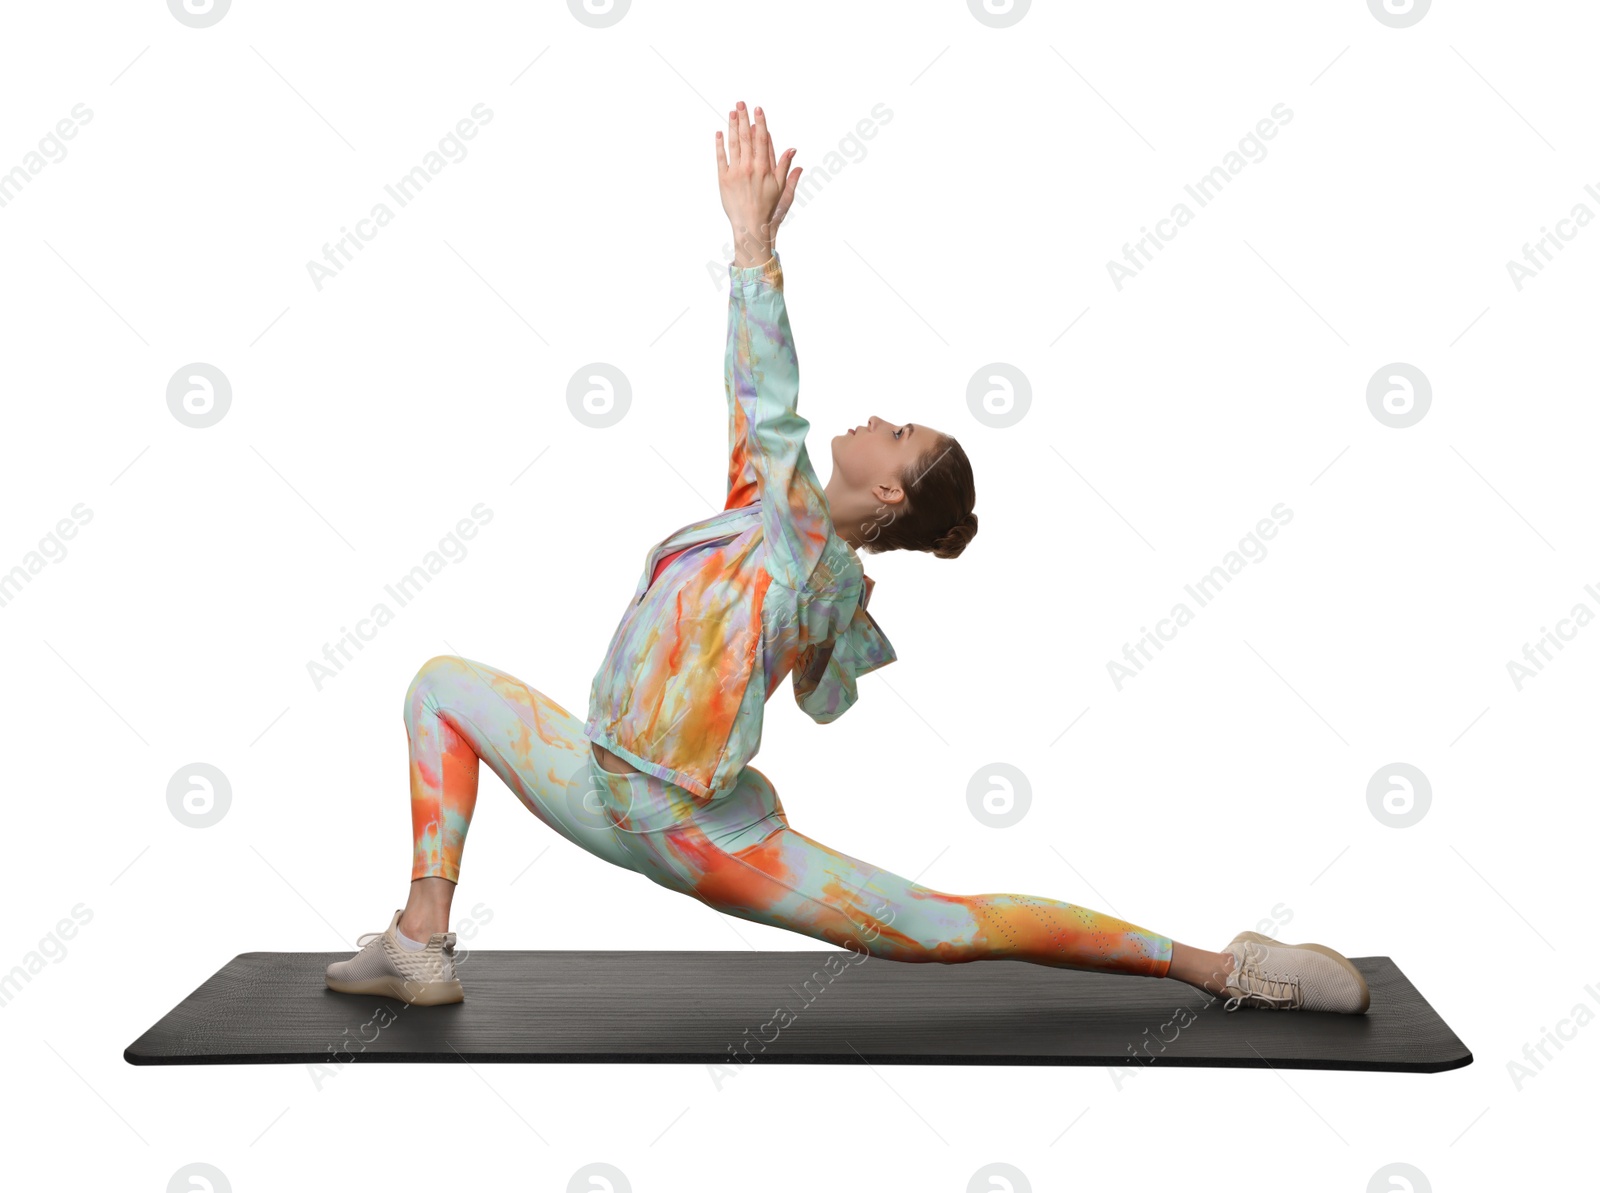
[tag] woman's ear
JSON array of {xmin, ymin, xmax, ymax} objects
[{"xmin": 872, "ymin": 481, "xmax": 905, "ymax": 507}]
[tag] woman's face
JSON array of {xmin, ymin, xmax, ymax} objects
[{"xmin": 828, "ymin": 415, "xmax": 943, "ymax": 497}]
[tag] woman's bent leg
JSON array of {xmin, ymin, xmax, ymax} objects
[{"xmin": 403, "ymin": 654, "xmax": 636, "ymax": 883}]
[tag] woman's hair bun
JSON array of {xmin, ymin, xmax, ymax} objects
[{"xmin": 932, "ymin": 510, "xmax": 978, "ymax": 560}]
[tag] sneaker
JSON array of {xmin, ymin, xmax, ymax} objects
[
  {"xmin": 324, "ymin": 909, "xmax": 464, "ymax": 1006},
  {"xmin": 1220, "ymin": 932, "xmax": 1370, "ymax": 1014}
]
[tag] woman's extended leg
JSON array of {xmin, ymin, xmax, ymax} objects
[
  {"xmin": 591, "ymin": 762, "xmax": 1238, "ymax": 994},
  {"xmin": 696, "ymin": 822, "xmax": 1187, "ymax": 977},
  {"xmin": 398, "ymin": 654, "xmax": 639, "ymax": 936}
]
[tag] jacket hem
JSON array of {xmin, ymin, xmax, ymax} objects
[{"xmin": 584, "ymin": 719, "xmax": 717, "ymax": 801}]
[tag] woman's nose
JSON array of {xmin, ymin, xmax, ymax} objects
[{"xmin": 866, "ymin": 416, "xmax": 880, "ymax": 431}]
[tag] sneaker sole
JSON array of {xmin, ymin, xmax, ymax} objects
[
  {"xmin": 325, "ymin": 974, "xmax": 464, "ymax": 1006},
  {"xmin": 1230, "ymin": 930, "xmax": 1370, "ymax": 1014}
]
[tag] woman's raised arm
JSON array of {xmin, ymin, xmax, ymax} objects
[
  {"xmin": 717, "ymin": 104, "xmax": 833, "ymax": 599},
  {"xmin": 722, "ymin": 102, "xmax": 801, "ymax": 512}
]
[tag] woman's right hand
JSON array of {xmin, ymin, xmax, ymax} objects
[{"xmin": 717, "ymin": 101, "xmax": 800, "ymax": 267}]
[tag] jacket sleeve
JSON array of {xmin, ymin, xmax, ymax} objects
[
  {"xmin": 792, "ymin": 600, "xmax": 897, "ymax": 724},
  {"xmin": 722, "ymin": 252, "xmax": 832, "ymax": 591}
]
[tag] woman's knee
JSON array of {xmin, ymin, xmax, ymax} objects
[{"xmin": 404, "ymin": 654, "xmax": 470, "ymax": 715}]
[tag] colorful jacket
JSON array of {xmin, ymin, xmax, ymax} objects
[{"xmin": 584, "ymin": 252, "xmax": 896, "ymax": 799}]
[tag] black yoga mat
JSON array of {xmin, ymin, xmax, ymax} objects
[{"xmin": 125, "ymin": 950, "xmax": 1470, "ymax": 1072}]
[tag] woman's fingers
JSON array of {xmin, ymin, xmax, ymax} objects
[
  {"xmin": 715, "ymin": 127, "xmax": 728, "ymax": 174},
  {"xmin": 723, "ymin": 102, "xmax": 789, "ymax": 179}
]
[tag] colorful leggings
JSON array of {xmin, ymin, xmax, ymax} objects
[{"xmin": 404, "ymin": 655, "xmax": 1173, "ymax": 978}]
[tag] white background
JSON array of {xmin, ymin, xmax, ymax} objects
[{"xmin": 2, "ymin": 1, "xmax": 1593, "ymax": 1189}]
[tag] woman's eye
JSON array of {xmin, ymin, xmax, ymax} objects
[{"xmin": 893, "ymin": 427, "xmax": 903, "ymax": 440}]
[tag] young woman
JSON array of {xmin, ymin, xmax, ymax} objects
[{"xmin": 326, "ymin": 102, "xmax": 1369, "ymax": 1016}]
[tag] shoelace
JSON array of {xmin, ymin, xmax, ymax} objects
[
  {"xmin": 353, "ymin": 927, "xmax": 446, "ymax": 956},
  {"xmin": 354, "ymin": 929, "xmax": 454, "ymax": 954},
  {"xmin": 1224, "ymin": 960, "xmax": 1303, "ymax": 1011}
]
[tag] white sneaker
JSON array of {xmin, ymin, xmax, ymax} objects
[
  {"xmin": 324, "ymin": 909, "xmax": 464, "ymax": 1006},
  {"xmin": 1221, "ymin": 931, "xmax": 1370, "ymax": 1014}
]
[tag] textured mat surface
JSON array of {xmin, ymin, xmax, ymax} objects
[{"xmin": 125, "ymin": 950, "xmax": 1471, "ymax": 1071}]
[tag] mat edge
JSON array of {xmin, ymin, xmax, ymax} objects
[{"xmin": 124, "ymin": 1049, "xmax": 1475, "ymax": 1072}]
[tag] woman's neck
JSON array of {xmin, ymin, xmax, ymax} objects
[{"xmin": 822, "ymin": 480, "xmax": 865, "ymax": 549}]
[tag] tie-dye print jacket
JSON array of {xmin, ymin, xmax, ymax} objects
[{"xmin": 584, "ymin": 252, "xmax": 896, "ymax": 800}]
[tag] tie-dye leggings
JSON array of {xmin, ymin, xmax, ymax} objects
[{"xmin": 405, "ymin": 654, "xmax": 1173, "ymax": 978}]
